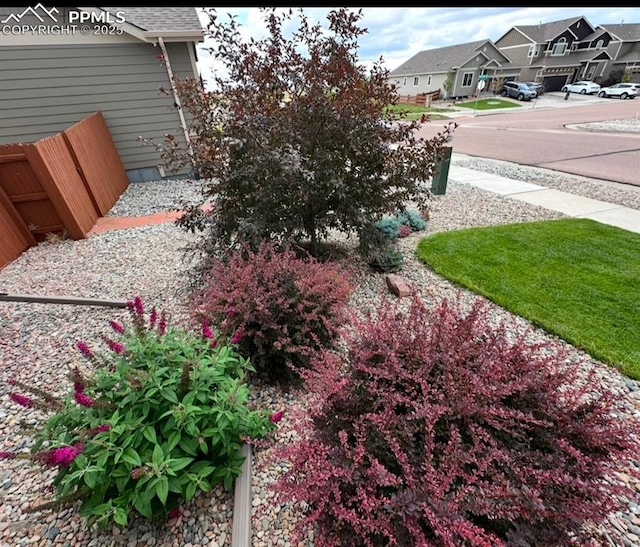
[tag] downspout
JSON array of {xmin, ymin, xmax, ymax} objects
[{"xmin": 158, "ymin": 36, "xmax": 195, "ymax": 169}]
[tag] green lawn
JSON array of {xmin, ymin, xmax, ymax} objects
[
  {"xmin": 455, "ymin": 98, "xmax": 520, "ymax": 110},
  {"xmin": 416, "ymin": 218, "xmax": 640, "ymax": 379},
  {"xmin": 386, "ymin": 104, "xmax": 453, "ymax": 120}
]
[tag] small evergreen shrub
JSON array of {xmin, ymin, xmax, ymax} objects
[
  {"xmin": 367, "ymin": 245, "xmax": 404, "ymax": 273},
  {"xmin": 194, "ymin": 243, "xmax": 352, "ymax": 383},
  {"xmin": 276, "ymin": 296, "xmax": 640, "ymax": 546},
  {"xmin": 395, "ymin": 208, "xmax": 428, "ymax": 232},
  {"xmin": 375, "ymin": 218, "xmax": 402, "ymax": 241},
  {"xmin": 2, "ymin": 297, "xmax": 278, "ymax": 530}
]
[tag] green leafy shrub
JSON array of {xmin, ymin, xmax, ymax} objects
[
  {"xmin": 395, "ymin": 208, "xmax": 427, "ymax": 232},
  {"xmin": 194, "ymin": 243, "xmax": 352, "ymax": 384},
  {"xmin": 3, "ymin": 296, "xmax": 277, "ymax": 529}
]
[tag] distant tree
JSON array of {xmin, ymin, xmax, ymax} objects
[
  {"xmin": 443, "ymin": 70, "xmax": 455, "ymax": 98},
  {"xmin": 601, "ymin": 68, "xmax": 624, "ymax": 87},
  {"xmin": 490, "ymin": 75, "xmax": 507, "ymax": 96},
  {"xmin": 622, "ymin": 69, "xmax": 633, "ymax": 83},
  {"xmin": 150, "ymin": 8, "xmax": 456, "ymax": 264}
]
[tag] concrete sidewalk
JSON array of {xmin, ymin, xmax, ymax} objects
[{"xmin": 448, "ymin": 164, "xmax": 640, "ymax": 234}]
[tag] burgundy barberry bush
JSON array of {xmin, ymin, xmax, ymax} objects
[
  {"xmin": 194, "ymin": 243, "xmax": 352, "ymax": 383},
  {"xmin": 275, "ymin": 296, "xmax": 640, "ymax": 546},
  {"xmin": 398, "ymin": 225, "xmax": 413, "ymax": 238}
]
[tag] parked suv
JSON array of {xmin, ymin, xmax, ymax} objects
[
  {"xmin": 500, "ymin": 81, "xmax": 537, "ymax": 101},
  {"xmin": 522, "ymin": 81, "xmax": 544, "ymax": 96},
  {"xmin": 597, "ymin": 82, "xmax": 639, "ymax": 99}
]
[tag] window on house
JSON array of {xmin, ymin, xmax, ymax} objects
[
  {"xmin": 586, "ymin": 65, "xmax": 596, "ymax": 80},
  {"xmin": 462, "ymin": 72, "xmax": 473, "ymax": 87},
  {"xmin": 403, "ymin": 77, "xmax": 407, "ymax": 86},
  {"xmin": 551, "ymin": 38, "xmax": 567, "ymax": 56},
  {"xmin": 595, "ymin": 39, "xmax": 604, "ymax": 50},
  {"xmin": 426, "ymin": 75, "xmax": 432, "ymax": 86},
  {"xmin": 528, "ymin": 45, "xmax": 540, "ymax": 58},
  {"xmin": 413, "ymin": 76, "xmax": 419, "ymax": 86},
  {"xmin": 571, "ymin": 43, "xmax": 578, "ymax": 51}
]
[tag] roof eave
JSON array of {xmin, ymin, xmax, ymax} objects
[{"xmin": 144, "ymin": 30, "xmax": 205, "ymax": 43}]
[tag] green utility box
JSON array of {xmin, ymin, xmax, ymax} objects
[{"xmin": 431, "ymin": 146, "xmax": 452, "ymax": 195}]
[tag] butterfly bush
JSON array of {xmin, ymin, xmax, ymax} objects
[{"xmin": 3, "ymin": 296, "xmax": 281, "ymax": 530}]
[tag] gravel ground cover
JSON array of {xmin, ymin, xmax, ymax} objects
[{"xmin": 2, "ymin": 156, "xmax": 639, "ymax": 546}]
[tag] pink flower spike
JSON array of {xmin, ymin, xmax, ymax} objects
[
  {"xmin": 105, "ymin": 338, "xmax": 126, "ymax": 355},
  {"xmin": 227, "ymin": 306, "xmax": 237, "ymax": 319},
  {"xmin": 89, "ymin": 424, "xmax": 111, "ymax": 436},
  {"xmin": 133, "ymin": 296, "xmax": 145, "ymax": 316},
  {"xmin": 76, "ymin": 341, "xmax": 94, "ymax": 359},
  {"xmin": 10, "ymin": 393, "xmax": 33, "ymax": 408},
  {"xmin": 158, "ymin": 312, "xmax": 168, "ymax": 335},
  {"xmin": 74, "ymin": 382, "xmax": 85, "ymax": 394},
  {"xmin": 169, "ymin": 508, "xmax": 180, "ymax": 519},
  {"xmin": 270, "ymin": 411, "xmax": 285, "ymax": 424},
  {"xmin": 109, "ymin": 320, "xmax": 125, "ymax": 335},
  {"xmin": 0, "ymin": 451, "xmax": 16, "ymax": 460},
  {"xmin": 231, "ymin": 327, "xmax": 245, "ymax": 345},
  {"xmin": 74, "ymin": 392, "xmax": 96, "ymax": 408},
  {"xmin": 202, "ymin": 320, "xmax": 215, "ymax": 340},
  {"xmin": 40, "ymin": 444, "xmax": 84, "ymax": 467},
  {"xmin": 150, "ymin": 307, "xmax": 158, "ymax": 328},
  {"xmin": 53, "ymin": 444, "xmax": 84, "ymax": 467}
]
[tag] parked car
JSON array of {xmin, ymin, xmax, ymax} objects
[
  {"xmin": 522, "ymin": 81, "xmax": 544, "ymax": 96},
  {"xmin": 561, "ymin": 81, "xmax": 601, "ymax": 94},
  {"xmin": 597, "ymin": 82, "xmax": 639, "ymax": 99},
  {"xmin": 500, "ymin": 81, "xmax": 537, "ymax": 101}
]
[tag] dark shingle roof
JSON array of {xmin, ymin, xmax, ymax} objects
[
  {"xmin": 530, "ymin": 49, "xmax": 611, "ymax": 68},
  {"xmin": 515, "ymin": 16, "xmax": 586, "ymax": 43},
  {"xmin": 614, "ymin": 48, "xmax": 640, "ymax": 63},
  {"xmin": 601, "ymin": 23, "xmax": 640, "ymax": 41},
  {"xmin": 103, "ymin": 7, "xmax": 203, "ymax": 33},
  {"xmin": 579, "ymin": 29, "xmax": 607, "ymax": 43},
  {"xmin": 389, "ymin": 40, "xmax": 495, "ymax": 76}
]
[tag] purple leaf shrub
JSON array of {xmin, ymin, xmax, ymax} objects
[
  {"xmin": 194, "ymin": 243, "xmax": 351, "ymax": 383},
  {"xmin": 275, "ymin": 296, "xmax": 640, "ymax": 546}
]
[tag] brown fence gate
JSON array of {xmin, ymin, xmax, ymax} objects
[{"xmin": 0, "ymin": 112, "xmax": 129, "ymax": 270}]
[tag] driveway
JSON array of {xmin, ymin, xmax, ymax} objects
[{"xmin": 416, "ymin": 94, "xmax": 640, "ymax": 187}]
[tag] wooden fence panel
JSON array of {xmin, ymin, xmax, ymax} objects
[
  {"xmin": 27, "ymin": 135, "xmax": 98, "ymax": 240},
  {"xmin": 0, "ymin": 143, "xmax": 64, "ymax": 238},
  {"xmin": 63, "ymin": 112, "xmax": 129, "ymax": 216},
  {"xmin": 0, "ymin": 184, "xmax": 35, "ymax": 270}
]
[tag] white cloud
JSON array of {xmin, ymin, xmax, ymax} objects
[{"xmin": 195, "ymin": 7, "xmax": 640, "ymax": 88}]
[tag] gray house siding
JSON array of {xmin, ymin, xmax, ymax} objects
[
  {"xmin": 0, "ymin": 41, "xmax": 194, "ymax": 178},
  {"xmin": 392, "ymin": 73, "xmax": 447, "ymax": 96},
  {"xmin": 497, "ymin": 29, "xmax": 530, "ymax": 48},
  {"xmin": 499, "ymin": 44, "xmax": 531, "ymax": 66}
]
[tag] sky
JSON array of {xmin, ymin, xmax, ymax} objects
[{"xmin": 194, "ymin": 7, "xmax": 640, "ymax": 88}]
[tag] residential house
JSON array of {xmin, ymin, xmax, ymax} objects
[
  {"xmin": 599, "ymin": 23, "xmax": 640, "ymax": 82},
  {"xmin": 389, "ymin": 40, "xmax": 517, "ymax": 99},
  {"xmin": 494, "ymin": 16, "xmax": 616, "ymax": 91},
  {"xmin": 0, "ymin": 6, "xmax": 204, "ymax": 182}
]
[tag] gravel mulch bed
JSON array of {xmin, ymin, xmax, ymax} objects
[{"xmin": 2, "ymin": 173, "xmax": 639, "ymax": 547}]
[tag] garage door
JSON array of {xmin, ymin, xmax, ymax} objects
[{"xmin": 542, "ymin": 75, "xmax": 569, "ymax": 92}]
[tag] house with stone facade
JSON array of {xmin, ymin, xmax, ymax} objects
[{"xmin": 389, "ymin": 15, "xmax": 639, "ymax": 97}]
